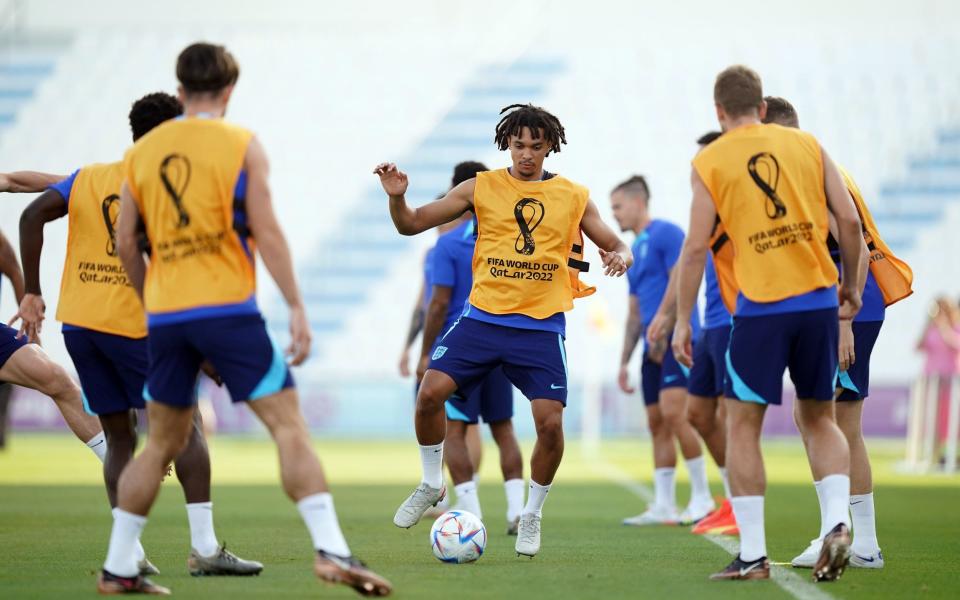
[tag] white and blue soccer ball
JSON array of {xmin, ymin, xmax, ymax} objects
[{"xmin": 429, "ymin": 510, "xmax": 487, "ymax": 564}]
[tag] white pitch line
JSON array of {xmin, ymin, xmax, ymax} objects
[{"xmin": 595, "ymin": 460, "xmax": 836, "ymax": 600}]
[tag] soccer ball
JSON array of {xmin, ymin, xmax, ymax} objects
[{"xmin": 429, "ymin": 510, "xmax": 487, "ymax": 564}]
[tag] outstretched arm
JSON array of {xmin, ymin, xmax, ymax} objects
[
  {"xmin": 672, "ymin": 168, "xmax": 715, "ymax": 367},
  {"xmin": 373, "ymin": 162, "xmax": 474, "ymax": 235},
  {"xmin": 580, "ymin": 199, "xmax": 632, "ymax": 276},
  {"xmin": 0, "ymin": 171, "xmax": 66, "ymax": 193},
  {"xmin": 12, "ymin": 190, "xmax": 68, "ymax": 341}
]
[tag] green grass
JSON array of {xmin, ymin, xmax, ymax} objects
[{"xmin": 0, "ymin": 435, "xmax": 958, "ymax": 599}]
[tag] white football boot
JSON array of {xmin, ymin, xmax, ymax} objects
[
  {"xmin": 849, "ymin": 550, "xmax": 884, "ymax": 569},
  {"xmin": 393, "ymin": 483, "xmax": 446, "ymax": 528},
  {"xmin": 622, "ymin": 504, "xmax": 680, "ymax": 526},
  {"xmin": 791, "ymin": 538, "xmax": 823, "ymax": 568},
  {"xmin": 515, "ymin": 514, "xmax": 541, "ymax": 557}
]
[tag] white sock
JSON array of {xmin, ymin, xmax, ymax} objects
[
  {"xmin": 297, "ymin": 493, "xmax": 351, "ymax": 557},
  {"xmin": 814, "ymin": 480, "xmax": 829, "ymax": 539},
  {"xmin": 103, "ymin": 509, "xmax": 147, "ymax": 577},
  {"xmin": 730, "ymin": 496, "xmax": 766, "ymax": 561},
  {"xmin": 454, "ymin": 480, "xmax": 482, "ymax": 519},
  {"xmin": 86, "ymin": 432, "xmax": 107, "ymax": 462},
  {"xmin": 419, "ymin": 443, "xmax": 444, "ymax": 489},
  {"xmin": 504, "ymin": 478, "xmax": 525, "ymax": 521},
  {"xmin": 472, "ymin": 472, "xmax": 481, "ymax": 485},
  {"xmin": 685, "ymin": 456, "xmax": 711, "ymax": 504},
  {"xmin": 112, "ymin": 508, "xmax": 146, "ymax": 562},
  {"xmin": 522, "ymin": 480, "xmax": 551, "ymax": 517},
  {"xmin": 186, "ymin": 502, "xmax": 220, "ymax": 556},
  {"xmin": 653, "ymin": 467, "xmax": 677, "ymax": 510},
  {"xmin": 718, "ymin": 467, "xmax": 732, "ymax": 500},
  {"xmin": 820, "ymin": 474, "xmax": 852, "ymax": 530},
  {"xmin": 850, "ymin": 492, "xmax": 880, "ymax": 555}
]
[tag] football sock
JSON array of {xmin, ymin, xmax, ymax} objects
[
  {"xmin": 112, "ymin": 508, "xmax": 146, "ymax": 562},
  {"xmin": 522, "ymin": 480, "xmax": 550, "ymax": 517},
  {"xmin": 814, "ymin": 480, "xmax": 829, "ymax": 538},
  {"xmin": 103, "ymin": 509, "xmax": 147, "ymax": 577},
  {"xmin": 820, "ymin": 474, "xmax": 852, "ymax": 530},
  {"xmin": 454, "ymin": 480, "xmax": 482, "ymax": 519},
  {"xmin": 86, "ymin": 432, "xmax": 107, "ymax": 462},
  {"xmin": 731, "ymin": 496, "xmax": 766, "ymax": 561},
  {"xmin": 685, "ymin": 456, "xmax": 711, "ymax": 504},
  {"xmin": 653, "ymin": 467, "xmax": 677, "ymax": 510},
  {"xmin": 850, "ymin": 492, "xmax": 880, "ymax": 555},
  {"xmin": 186, "ymin": 502, "xmax": 220, "ymax": 557},
  {"xmin": 419, "ymin": 443, "xmax": 444, "ymax": 489},
  {"xmin": 297, "ymin": 493, "xmax": 351, "ymax": 557},
  {"xmin": 504, "ymin": 478, "xmax": 525, "ymax": 522},
  {"xmin": 718, "ymin": 467, "xmax": 732, "ymax": 500}
]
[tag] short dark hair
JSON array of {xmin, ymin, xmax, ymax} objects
[
  {"xmin": 762, "ymin": 96, "xmax": 799, "ymax": 127},
  {"xmin": 714, "ymin": 65, "xmax": 763, "ymax": 117},
  {"xmin": 176, "ymin": 42, "xmax": 240, "ymax": 94},
  {"xmin": 612, "ymin": 175, "xmax": 650, "ymax": 202},
  {"xmin": 697, "ymin": 131, "xmax": 722, "ymax": 146},
  {"xmin": 451, "ymin": 161, "xmax": 488, "ymax": 187},
  {"xmin": 129, "ymin": 92, "xmax": 183, "ymax": 141},
  {"xmin": 494, "ymin": 104, "xmax": 567, "ymax": 154}
]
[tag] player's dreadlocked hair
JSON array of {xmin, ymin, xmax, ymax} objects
[
  {"xmin": 494, "ymin": 103, "xmax": 567, "ymax": 154},
  {"xmin": 129, "ymin": 92, "xmax": 183, "ymax": 141}
]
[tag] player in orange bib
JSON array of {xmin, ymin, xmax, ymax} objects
[
  {"xmin": 671, "ymin": 66, "xmax": 865, "ymax": 582},
  {"xmin": 98, "ymin": 43, "xmax": 391, "ymax": 596},
  {"xmin": 762, "ymin": 96, "xmax": 912, "ymax": 571},
  {"xmin": 375, "ymin": 104, "xmax": 632, "ymax": 557}
]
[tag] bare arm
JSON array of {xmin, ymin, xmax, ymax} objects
[
  {"xmin": 0, "ymin": 171, "xmax": 66, "ymax": 193},
  {"xmin": 403, "ymin": 282, "xmax": 425, "ymax": 348},
  {"xmin": 246, "ymin": 136, "xmax": 311, "ymax": 365},
  {"xmin": 19, "ymin": 190, "xmax": 68, "ymax": 296},
  {"xmin": 373, "ymin": 162, "xmax": 474, "ymax": 235},
  {"xmin": 646, "ymin": 264, "xmax": 679, "ymax": 347},
  {"xmin": 822, "ymin": 146, "xmax": 864, "ymax": 319},
  {"xmin": 580, "ymin": 199, "xmax": 633, "ymax": 276},
  {"xmin": 617, "ymin": 295, "xmax": 643, "ymax": 394},
  {"xmin": 418, "ymin": 285, "xmax": 452, "ymax": 380},
  {"xmin": 0, "ymin": 230, "xmax": 24, "ymax": 302},
  {"xmin": 116, "ymin": 183, "xmax": 147, "ymax": 301},
  {"xmin": 672, "ymin": 168, "xmax": 716, "ymax": 367}
]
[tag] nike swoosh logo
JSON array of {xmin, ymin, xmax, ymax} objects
[
  {"xmin": 850, "ymin": 501, "xmax": 863, "ymax": 505},
  {"xmin": 550, "ymin": 384, "xmax": 565, "ymax": 390},
  {"xmin": 664, "ymin": 375, "xmax": 679, "ymax": 383},
  {"xmin": 854, "ymin": 554, "xmax": 875, "ymax": 563},
  {"xmin": 739, "ymin": 563, "xmax": 762, "ymax": 577}
]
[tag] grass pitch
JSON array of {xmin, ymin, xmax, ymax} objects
[{"xmin": 0, "ymin": 435, "xmax": 957, "ymax": 599}]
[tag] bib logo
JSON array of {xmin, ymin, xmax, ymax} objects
[
  {"xmin": 101, "ymin": 194, "xmax": 120, "ymax": 257},
  {"xmin": 160, "ymin": 153, "xmax": 192, "ymax": 228},
  {"xmin": 747, "ymin": 152, "xmax": 787, "ymax": 220},
  {"xmin": 514, "ymin": 197, "xmax": 545, "ymax": 255}
]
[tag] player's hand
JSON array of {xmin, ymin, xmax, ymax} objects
[
  {"xmin": 646, "ymin": 311, "xmax": 673, "ymax": 347},
  {"xmin": 838, "ymin": 284, "xmax": 862, "ymax": 321},
  {"xmin": 648, "ymin": 338, "xmax": 667, "ymax": 365},
  {"xmin": 9, "ymin": 293, "xmax": 45, "ymax": 343},
  {"xmin": 199, "ymin": 360, "xmax": 224, "ymax": 387},
  {"xmin": 617, "ymin": 363, "xmax": 635, "ymax": 394},
  {"xmin": 399, "ymin": 349, "xmax": 412, "ymax": 378},
  {"xmin": 672, "ymin": 320, "xmax": 694, "ymax": 368},
  {"xmin": 838, "ymin": 319, "xmax": 855, "ymax": 372},
  {"xmin": 598, "ymin": 248, "xmax": 628, "ymax": 277},
  {"xmin": 373, "ymin": 162, "xmax": 409, "ymax": 197},
  {"xmin": 286, "ymin": 303, "xmax": 312, "ymax": 366},
  {"xmin": 416, "ymin": 354, "xmax": 430, "ymax": 383}
]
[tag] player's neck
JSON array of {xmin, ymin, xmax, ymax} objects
[
  {"xmin": 632, "ymin": 215, "xmax": 651, "ymax": 234},
  {"xmin": 507, "ymin": 166, "xmax": 545, "ymax": 182},
  {"xmin": 183, "ymin": 101, "xmax": 226, "ymax": 119},
  {"xmin": 724, "ymin": 115, "xmax": 761, "ymax": 132}
]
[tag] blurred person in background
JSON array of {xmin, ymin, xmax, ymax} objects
[{"xmin": 916, "ymin": 296, "xmax": 960, "ymax": 464}]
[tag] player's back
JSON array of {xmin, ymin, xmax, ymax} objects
[{"xmin": 124, "ymin": 117, "xmax": 255, "ymax": 319}]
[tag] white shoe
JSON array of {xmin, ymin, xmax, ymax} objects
[
  {"xmin": 423, "ymin": 493, "xmax": 450, "ymax": 520},
  {"xmin": 849, "ymin": 550, "xmax": 884, "ymax": 569},
  {"xmin": 393, "ymin": 483, "xmax": 445, "ymax": 528},
  {"xmin": 791, "ymin": 538, "xmax": 823, "ymax": 568},
  {"xmin": 680, "ymin": 498, "xmax": 716, "ymax": 525},
  {"xmin": 515, "ymin": 513, "xmax": 541, "ymax": 557},
  {"xmin": 622, "ymin": 505, "xmax": 680, "ymax": 526}
]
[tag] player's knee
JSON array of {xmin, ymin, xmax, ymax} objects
[
  {"xmin": 39, "ymin": 362, "xmax": 80, "ymax": 401},
  {"xmin": 415, "ymin": 387, "xmax": 446, "ymax": 416},
  {"xmin": 687, "ymin": 404, "xmax": 714, "ymax": 434},
  {"xmin": 534, "ymin": 411, "xmax": 563, "ymax": 442}
]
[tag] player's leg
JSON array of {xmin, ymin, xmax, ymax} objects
[
  {"xmin": 466, "ymin": 423, "xmax": 482, "ymax": 474},
  {"xmin": 444, "ymin": 409, "xmax": 482, "ymax": 518},
  {"xmin": 835, "ymin": 399, "xmax": 882, "ymax": 567},
  {"xmin": 488, "ymin": 419, "xmax": 524, "ymax": 533},
  {"xmin": 0, "ymin": 337, "xmax": 103, "ymax": 452},
  {"xmin": 0, "ymin": 382, "xmax": 11, "ymax": 448},
  {"xmin": 660, "ymin": 382, "xmax": 713, "ymax": 522}
]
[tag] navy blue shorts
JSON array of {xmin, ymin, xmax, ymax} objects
[
  {"xmin": 146, "ymin": 315, "xmax": 294, "ymax": 407},
  {"xmin": 445, "ymin": 366, "xmax": 514, "ymax": 425},
  {"xmin": 429, "ymin": 317, "xmax": 567, "ymax": 404},
  {"xmin": 0, "ymin": 324, "xmax": 28, "ymax": 375},
  {"xmin": 836, "ymin": 320, "xmax": 883, "ymax": 401},
  {"xmin": 640, "ymin": 339, "xmax": 689, "ymax": 407},
  {"xmin": 63, "ymin": 328, "xmax": 147, "ymax": 416},
  {"xmin": 725, "ymin": 308, "xmax": 838, "ymax": 405},
  {"xmin": 688, "ymin": 325, "xmax": 731, "ymax": 398}
]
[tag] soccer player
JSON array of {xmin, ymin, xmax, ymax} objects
[
  {"xmin": 0, "ymin": 225, "xmax": 105, "ymax": 459},
  {"xmin": 99, "ymin": 43, "xmax": 391, "ymax": 596},
  {"xmin": 672, "ymin": 65, "xmax": 865, "ymax": 582},
  {"xmin": 611, "ymin": 175, "xmax": 714, "ymax": 526},
  {"xmin": 420, "ymin": 161, "xmax": 526, "ymax": 534},
  {"xmin": 762, "ymin": 96, "xmax": 913, "ymax": 570},
  {"xmin": 13, "ymin": 92, "xmax": 262, "ymax": 577},
  {"xmin": 375, "ymin": 103, "xmax": 632, "ymax": 557}
]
